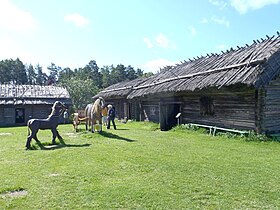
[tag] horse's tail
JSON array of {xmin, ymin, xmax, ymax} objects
[{"xmin": 27, "ymin": 120, "xmax": 31, "ymax": 136}]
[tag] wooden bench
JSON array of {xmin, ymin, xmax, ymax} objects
[{"xmin": 188, "ymin": 123, "xmax": 249, "ymax": 136}]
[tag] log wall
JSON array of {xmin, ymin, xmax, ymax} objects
[
  {"xmin": 0, "ymin": 105, "xmax": 53, "ymax": 126},
  {"xmin": 138, "ymin": 87, "xmax": 258, "ymax": 131},
  {"xmin": 262, "ymin": 76, "xmax": 280, "ymax": 134},
  {"xmin": 181, "ymin": 89, "xmax": 256, "ymax": 130},
  {"xmin": 140, "ymin": 99, "xmax": 160, "ymax": 122}
]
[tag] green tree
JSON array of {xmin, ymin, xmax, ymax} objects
[
  {"xmin": 136, "ymin": 68, "xmax": 144, "ymax": 77},
  {"xmin": 81, "ymin": 60, "xmax": 102, "ymax": 88},
  {"xmin": 0, "ymin": 60, "xmax": 11, "ymax": 83},
  {"xmin": 111, "ymin": 64, "xmax": 126, "ymax": 84},
  {"xmin": 61, "ymin": 78, "xmax": 99, "ymax": 109},
  {"xmin": 143, "ymin": 72, "xmax": 154, "ymax": 78},
  {"xmin": 58, "ymin": 67, "xmax": 75, "ymax": 83},
  {"xmin": 47, "ymin": 63, "xmax": 62, "ymax": 85},
  {"xmin": 13, "ymin": 58, "xmax": 28, "ymax": 84},
  {"xmin": 100, "ymin": 65, "xmax": 112, "ymax": 88},
  {"xmin": 26, "ymin": 64, "xmax": 37, "ymax": 84},
  {"xmin": 126, "ymin": 65, "xmax": 137, "ymax": 80},
  {"xmin": 35, "ymin": 64, "xmax": 48, "ymax": 85},
  {"xmin": 0, "ymin": 58, "xmax": 27, "ymax": 84}
]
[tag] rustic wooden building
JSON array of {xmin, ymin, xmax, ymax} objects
[
  {"xmin": 96, "ymin": 34, "xmax": 280, "ymax": 134},
  {"xmin": 95, "ymin": 78, "xmax": 147, "ymax": 121},
  {"xmin": 0, "ymin": 84, "xmax": 72, "ymax": 126}
]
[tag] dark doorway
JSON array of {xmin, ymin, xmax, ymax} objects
[
  {"xmin": 160, "ymin": 103, "xmax": 180, "ymax": 131},
  {"xmin": 15, "ymin": 108, "xmax": 25, "ymax": 124}
]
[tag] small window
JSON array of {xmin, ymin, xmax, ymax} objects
[
  {"xmin": 200, "ymin": 96, "xmax": 214, "ymax": 116},
  {"xmin": 15, "ymin": 108, "xmax": 25, "ymax": 123},
  {"xmin": 150, "ymin": 106, "xmax": 156, "ymax": 116}
]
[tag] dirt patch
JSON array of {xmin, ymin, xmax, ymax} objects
[
  {"xmin": 49, "ymin": 173, "xmax": 60, "ymax": 177},
  {"xmin": 65, "ymin": 132, "xmax": 78, "ymax": 138},
  {"xmin": 1, "ymin": 189, "xmax": 28, "ymax": 198},
  {"xmin": 0, "ymin": 133, "xmax": 12, "ymax": 136}
]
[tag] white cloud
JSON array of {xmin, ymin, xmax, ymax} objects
[
  {"xmin": 144, "ymin": 33, "xmax": 175, "ymax": 49},
  {"xmin": 143, "ymin": 37, "xmax": 154, "ymax": 48},
  {"xmin": 143, "ymin": 58, "xmax": 176, "ymax": 73},
  {"xmin": 0, "ymin": 36, "xmax": 36, "ymax": 63},
  {"xmin": 215, "ymin": 44, "xmax": 228, "ymax": 52},
  {"xmin": 211, "ymin": 16, "xmax": 230, "ymax": 27},
  {"xmin": 201, "ymin": 18, "xmax": 209, "ymax": 24},
  {"xmin": 230, "ymin": 0, "xmax": 280, "ymax": 14},
  {"xmin": 209, "ymin": 0, "xmax": 227, "ymax": 9},
  {"xmin": 155, "ymin": 33, "xmax": 170, "ymax": 48},
  {"xmin": 201, "ymin": 16, "xmax": 230, "ymax": 28},
  {"xmin": 188, "ymin": 26, "xmax": 197, "ymax": 36},
  {"xmin": 0, "ymin": 0, "xmax": 36, "ymax": 32},
  {"xmin": 64, "ymin": 13, "xmax": 90, "ymax": 27}
]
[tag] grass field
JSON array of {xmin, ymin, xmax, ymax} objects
[{"xmin": 0, "ymin": 121, "xmax": 279, "ymax": 209}]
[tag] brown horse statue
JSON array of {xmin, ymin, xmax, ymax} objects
[
  {"xmin": 85, "ymin": 97, "xmax": 105, "ymax": 133},
  {"xmin": 25, "ymin": 101, "xmax": 67, "ymax": 149}
]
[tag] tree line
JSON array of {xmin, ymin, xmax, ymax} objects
[{"xmin": 0, "ymin": 58, "xmax": 153, "ymax": 109}]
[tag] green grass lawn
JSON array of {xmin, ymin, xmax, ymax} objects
[{"xmin": 0, "ymin": 121, "xmax": 279, "ymax": 209}]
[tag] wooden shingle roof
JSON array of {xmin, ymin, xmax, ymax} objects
[
  {"xmin": 95, "ymin": 78, "xmax": 148, "ymax": 99},
  {"xmin": 0, "ymin": 84, "xmax": 72, "ymax": 105},
  {"xmin": 97, "ymin": 34, "xmax": 280, "ymax": 99}
]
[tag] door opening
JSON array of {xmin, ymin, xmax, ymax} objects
[
  {"xmin": 160, "ymin": 103, "xmax": 180, "ymax": 131},
  {"xmin": 15, "ymin": 108, "xmax": 25, "ymax": 124}
]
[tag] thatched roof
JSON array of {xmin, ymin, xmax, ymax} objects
[
  {"xmin": 0, "ymin": 84, "xmax": 72, "ymax": 105},
  {"xmin": 97, "ymin": 34, "xmax": 280, "ymax": 99},
  {"xmin": 95, "ymin": 78, "xmax": 148, "ymax": 99}
]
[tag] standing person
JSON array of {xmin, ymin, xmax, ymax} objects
[
  {"xmin": 63, "ymin": 110, "xmax": 69, "ymax": 124},
  {"xmin": 107, "ymin": 104, "xmax": 116, "ymax": 130},
  {"xmin": 101, "ymin": 104, "xmax": 108, "ymax": 126}
]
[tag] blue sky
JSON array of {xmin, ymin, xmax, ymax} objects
[{"xmin": 0, "ymin": 0, "xmax": 280, "ymax": 73}]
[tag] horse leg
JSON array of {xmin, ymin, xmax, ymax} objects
[
  {"xmin": 99, "ymin": 117, "xmax": 102, "ymax": 132},
  {"xmin": 26, "ymin": 129, "xmax": 42, "ymax": 149},
  {"xmin": 91, "ymin": 119, "xmax": 95, "ymax": 133},
  {"xmin": 25, "ymin": 135, "xmax": 33, "ymax": 149},
  {"xmin": 51, "ymin": 128, "xmax": 57, "ymax": 144},
  {"xmin": 85, "ymin": 118, "xmax": 88, "ymax": 131},
  {"xmin": 57, "ymin": 130, "xmax": 63, "ymax": 140},
  {"xmin": 89, "ymin": 119, "xmax": 92, "ymax": 131},
  {"xmin": 26, "ymin": 128, "xmax": 38, "ymax": 149},
  {"xmin": 32, "ymin": 130, "xmax": 39, "ymax": 143},
  {"xmin": 33, "ymin": 133, "xmax": 45, "ymax": 149}
]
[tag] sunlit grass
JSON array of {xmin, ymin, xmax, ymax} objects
[{"xmin": 0, "ymin": 121, "xmax": 279, "ymax": 209}]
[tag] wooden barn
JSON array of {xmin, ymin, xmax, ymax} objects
[
  {"xmin": 96, "ymin": 34, "xmax": 280, "ymax": 134},
  {"xmin": 95, "ymin": 78, "xmax": 147, "ymax": 121},
  {"xmin": 0, "ymin": 84, "xmax": 72, "ymax": 126}
]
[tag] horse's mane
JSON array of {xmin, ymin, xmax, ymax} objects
[
  {"xmin": 47, "ymin": 101, "xmax": 63, "ymax": 119},
  {"xmin": 92, "ymin": 97, "xmax": 104, "ymax": 114}
]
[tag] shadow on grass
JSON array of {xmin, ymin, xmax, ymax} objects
[
  {"xmin": 28, "ymin": 138, "xmax": 91, "ymax": 150},
  {"xmin": 110, "ymin": 128, "xmax": 129, "ymax": 131},
  {"xmin": 99, "ymin": 131, "xmax": 135, "ymax": 142}
]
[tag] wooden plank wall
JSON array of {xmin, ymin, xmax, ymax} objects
[
  {"xmin": 0, "ymin": 107, "xmax": 14, "ymax": 126},
  {"xmin": 180, "ymin": 89, "xmax": 257, "ymax": 131},
  {"xmin": 105, "ymin": 99, "xmax": 124, "ymax": 120},
  {"xmin": 141, "ymin": 100, "xmax": 160, "ymax": 122},
  {"xmin": 138, "ymin": 88, "xmax": 257, "ymax": 131},
  {"xmin": 0, "ymin": 105, "xmax": 52, "ymax": 126},
  {"xmin": 128, "ymin": 100, "xmax": 139, "ymax": 121},
  {"xmin": 262, "ymin": 76, "xmax": 280, "ymax": 134}
]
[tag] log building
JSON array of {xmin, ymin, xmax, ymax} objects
[
  {"xmin": 96, "ymin": 34, "xmax": 280, "ymax": 134},
  {"xmin": 0, "ymin": 84, "xmax": 72, "ymax": 126}
]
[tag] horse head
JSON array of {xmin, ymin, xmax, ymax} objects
[
  {"xmin": 51, "ymin": 101, "xmax": 67, "ymax": 116},
  {"xmin": 98, "ymin": 97, "xmax": 105, "ymax": 107}
]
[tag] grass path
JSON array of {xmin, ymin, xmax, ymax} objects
[{"xmin": 0, "ymin": 122, "xmax": 279, "ymax": 209}]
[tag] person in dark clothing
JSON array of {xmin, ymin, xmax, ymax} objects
[{"xmin": 107, "ymin": 104, "xmax": 116, "ymax": 130}]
